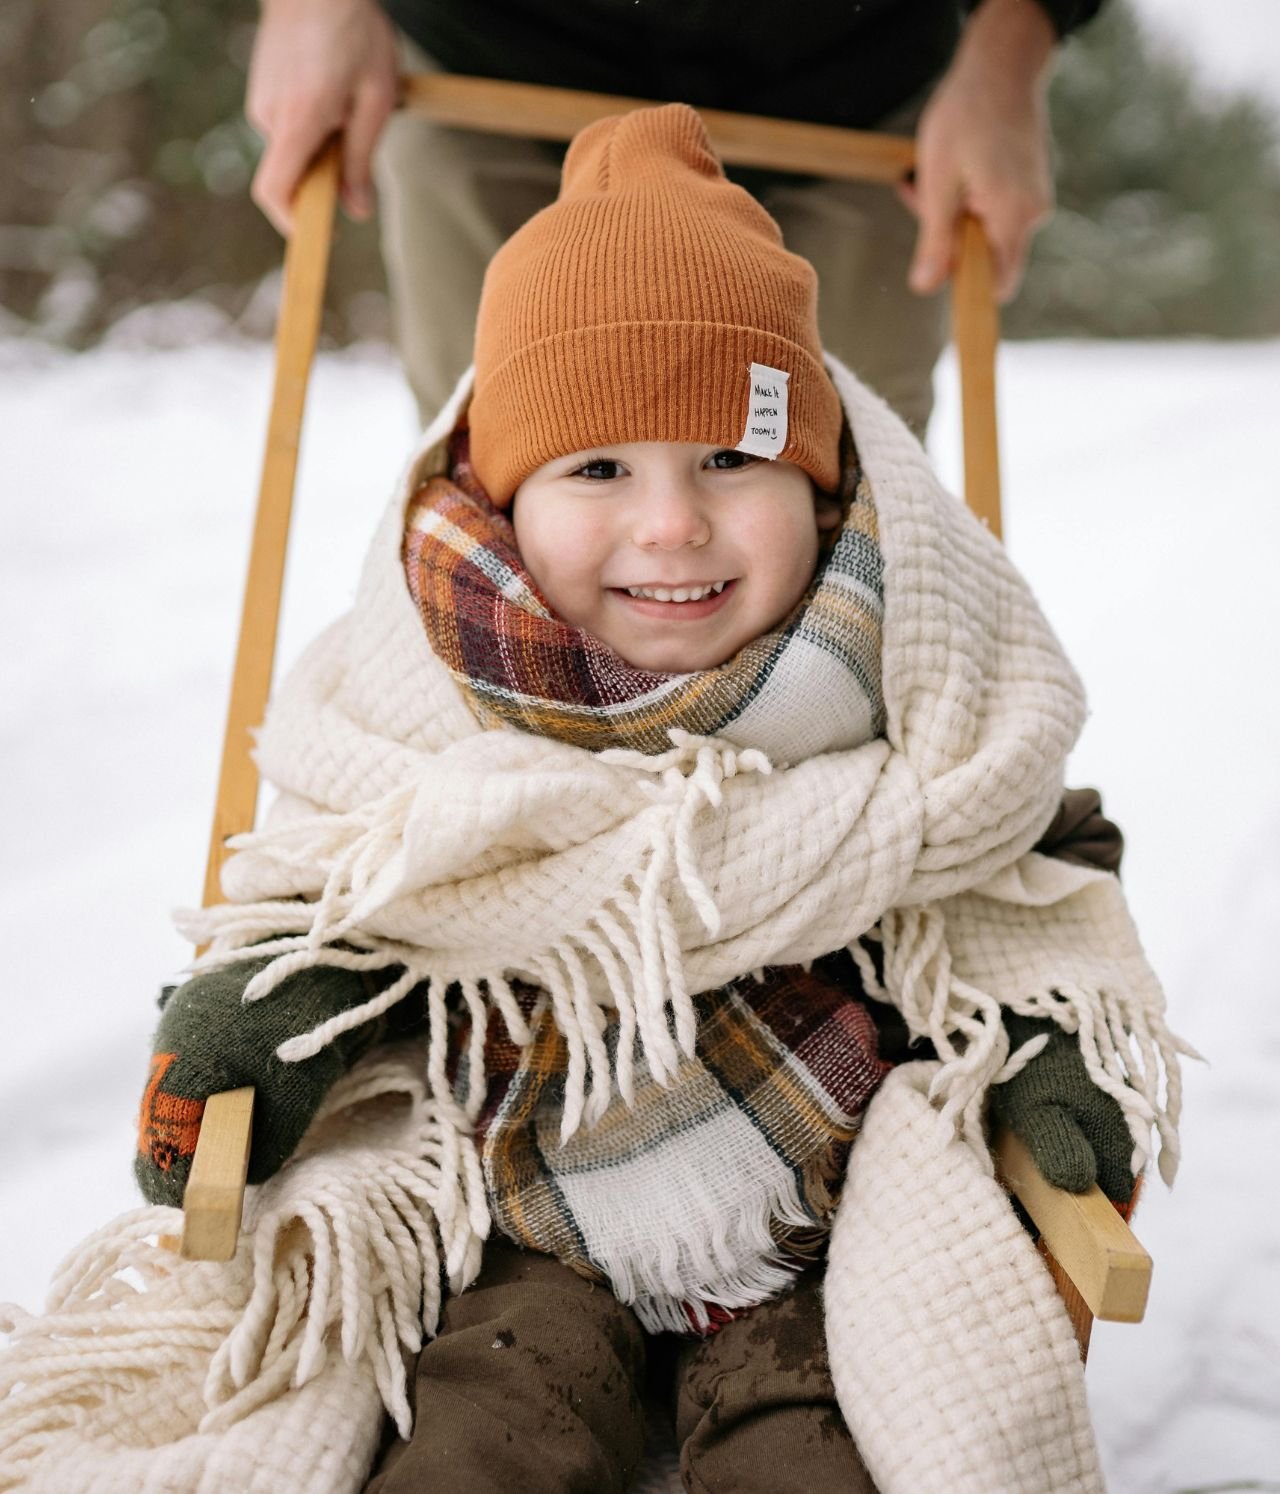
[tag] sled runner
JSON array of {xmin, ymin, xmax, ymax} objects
[{"xmin": 182, "ymin": 76, "xmax": 1152, "ymax": 1365}]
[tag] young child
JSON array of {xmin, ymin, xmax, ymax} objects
[{"xmin": 135, "ymin": 104, "xmax": 1179, "ymax": 1494}]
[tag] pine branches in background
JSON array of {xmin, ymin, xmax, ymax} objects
[
  {"xmin": 1009, "ymin": 2, "xmax": 1280, "ymax": 337},
  {"xmin": 0, "ymin": 0, "xmax": 382, "ymax": 345},
  {"xmin": 1, "ymin": 0, "xmax": 1277, "ymax": 346}
]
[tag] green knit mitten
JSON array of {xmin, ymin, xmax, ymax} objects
[
  {"xmin": 989, "ymin": 1012, "xmax": 1136, "ymax": 1204},
  {"xmin": 135, "ymin": 956, "xmax": 390, "ymax": 1207}
]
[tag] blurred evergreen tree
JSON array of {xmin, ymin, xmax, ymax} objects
[
  {"xmin": 1009, "ymin": 3, "xmax": 1280, "ymax": 337},
  {"xmin": 0, "ymin": 0, "xmax": 1276, "ymax": 344},
  {"xmin": 0, "ymin": 0, "xmax": 381, "ymax": 344}
]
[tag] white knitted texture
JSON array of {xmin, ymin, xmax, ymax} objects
[
  {"xmin": 825, "ymin": 1063, "xmax": 1105, "ymax": 1494},
  {"xmin": 8, "ymin": 359, "xmax": 1185, "ymax": 1491},
  {"xmin": 176, "ymin": 359, "xmax": 1181, "ymax": 1187},
  {"xmin": 0, "ymin": 1049, "xmax": 482, "ymax": 1492}
]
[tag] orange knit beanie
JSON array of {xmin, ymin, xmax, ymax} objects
[{"xmin": 468, "ymin": 102, "xmax": 843, "ymax": 503}]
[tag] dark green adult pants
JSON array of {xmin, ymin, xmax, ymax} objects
[{"xmin": 364, "ymin": 1239, "xmax": 877, "ymax": 1493}]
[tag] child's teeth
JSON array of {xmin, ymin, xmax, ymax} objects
[{"xmin": 625, "ymin": 582, "xmax": 728, "ymax": 601}]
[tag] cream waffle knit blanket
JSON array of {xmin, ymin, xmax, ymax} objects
[{"xmin": 0, "ymin": 357, "xmax": 1187, "ymax": 1494}]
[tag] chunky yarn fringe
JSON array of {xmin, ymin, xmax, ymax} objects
[
  {"xmin": 865, "ymin": 889, "xmax": 1196, "ymax": 1185},
  {"xmin": 180, "ymin": 736, "xmax": 1189, "ymax": 1189},
  {"xmin": 0, "ymin": 1050, "xmax": 485, "ymax": 1491},
  {"xmin": 178, "ymin": 732, "xmax": 772, "ymax": 1144}
]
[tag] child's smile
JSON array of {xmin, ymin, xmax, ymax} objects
[
  {"xmin": 512, "ymin": 442, "xmax": 837, "ymax": 674},
  {"xmin": 612, "ymin": 576, "xmax": 736, "ymax": 620},
  {"xmin": 619, "ymin": 580, "xmax": 730, "ymax": 603}
]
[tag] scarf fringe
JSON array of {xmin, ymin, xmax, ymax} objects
[
  {"xmin": 584, "ymin": 1160, "xmax": 824, "ymax": 1336},
  {"xmin": 0, "ymin": 1210, "xmax": 236, "ymax": 1491},
  {"xmin": 178, "ymin": 747, "xmax": 1189, "ymax": 1182},
  {"xmin": 0, "ymin": 1052, "xmax": 487, "ymax": 1488},
  {"xmin": 177, "ymin": 731, "xmax": 776, "ymax": 1147},
  {"xmin": 871, "ymin": 904, "xmax": 1189, "ymax": 1183}
]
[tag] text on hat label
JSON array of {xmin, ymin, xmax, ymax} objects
[{"xmin": 736, "ymin": 362, "xmax": 790, "ymax": 461}]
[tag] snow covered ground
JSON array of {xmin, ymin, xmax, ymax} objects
[{"xmin": 1, "ymin": 333, "xmax": 1278, "ymax": 1492}]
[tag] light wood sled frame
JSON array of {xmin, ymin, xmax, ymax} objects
[{"xmin": 179, "ymin": 75, "xmax": 1152, "ymax": 1360}]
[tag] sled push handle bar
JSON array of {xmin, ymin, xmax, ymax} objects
[
  {"xmin": 198, "ymin": 138, "xmax": 341, "ymax": 912},
  {"xmin": 198, "ymin": 79, "xmax": 1002, "ymax": 916},
  {"xmin": 395, "ymin": 74, "xmax": 1003, "ymax": 539},
  {"xmin": 183, "ymin": 78, "xmax": 1149, "ymax": 1356}
]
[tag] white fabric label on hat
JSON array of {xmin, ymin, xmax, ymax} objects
[{"xmin": 736, "ymin": 363, "xmax": 790, "ymax": 460}]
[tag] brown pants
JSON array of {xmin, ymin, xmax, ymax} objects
[
  {"xmin": 364, "ymin": 1240, "xmax": 877, "ymax": 1494},
  {"xmin": 376, "ymin": 42, "xmax": 947, "ymax": 439}
]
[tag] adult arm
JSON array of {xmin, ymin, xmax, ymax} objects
[
  {"xmin": 904, "ymin": 0, "xmax": 1065, "ymax": 303},
  {"xmin": 247, "ymin": 0, "xmax": 399, "ymax": 235}
]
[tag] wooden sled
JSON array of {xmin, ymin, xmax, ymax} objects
[{"xmin": 179, "ymin": 77, "xmax": 1152, "ymax": 1363}]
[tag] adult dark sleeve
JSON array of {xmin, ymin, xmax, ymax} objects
[{"xmin": 966, "ymin": 0, "xmax": 1106, "ymax": 40}]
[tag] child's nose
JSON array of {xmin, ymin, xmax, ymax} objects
[{"xmin": 632, "ymin": 485, "xmax": 711, "ymax": 550}]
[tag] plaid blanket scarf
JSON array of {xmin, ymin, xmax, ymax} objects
[
  {"xmin": 403, "ymin": 425, "xmax": 885, "ymax": 758},
  {"xmin": 461, "ymin": 953, "xmax": 891, "ymax": 1332},
  {"xmin": 404, "ymin": 426, "xmax": 893, "ymax": 1327}
]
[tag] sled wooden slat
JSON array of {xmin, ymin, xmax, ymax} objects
[
  {"xmin": 952, "ymin": 213, "xmax": 1002, "ymax": 538},
  {"xmin": 181, "ymin": 142, "xmax": 340, "ymax": 1259},
  {"xmin": 400, "ymin": 73, "xmax": 917, "ymax": 184},
  {"xmin": 996, "ymin": 1129, "xmax": 1152, "ymax": 1325},
  {"xmin": 1041, "ymin": 1247, "xmax": 1096, "ymax": 1358},
  {"xmin": 178, "ymin": 1075, "xmax": 1153, "ymax": 1339},
  {"xmin": 200, "ymin": 139, "xmax": 341, "ymax": 910},
  {"xmin": 181, "ymin": 1088, "xmax": 255, "ymax": 1262}
]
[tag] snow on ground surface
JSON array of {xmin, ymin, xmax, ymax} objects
[{"xmin": 1, "ymin": 334, "xmax": 1278, "ymax": 1492}]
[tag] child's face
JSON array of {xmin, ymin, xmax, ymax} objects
[{"xmin": 512, "ymin": 442, "xmax": 839, "ymax": 673}]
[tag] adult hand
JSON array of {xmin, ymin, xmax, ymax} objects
[
  {"xmin": 247, "ymin": 0, "xmax": 399, "ymax": 235},
  {"xmin": 901, "ymin": 0, "xmax": 1058, "ymax": 303}
]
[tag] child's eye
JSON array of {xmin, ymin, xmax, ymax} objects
[
  {"xmin": 573, "ymin": 458, "xmax": 625, "ymax": 481},
  {"xmin": 706, "ymin": 449, "xmax": 759, "ymax": 471}
]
